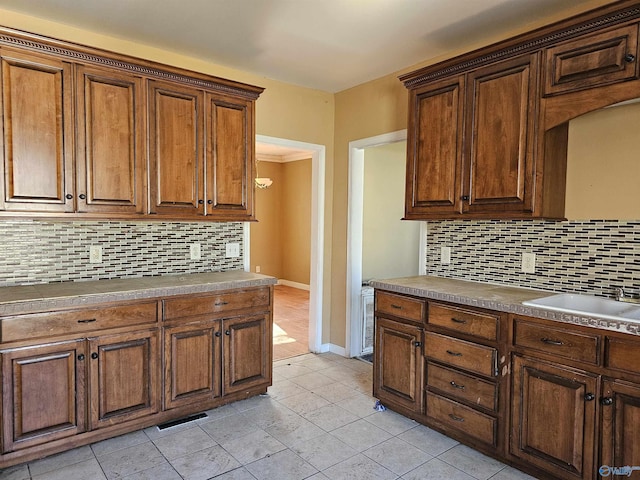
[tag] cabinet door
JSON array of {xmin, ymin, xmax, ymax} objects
[
  {"xmin": 76, "ymin": 65, "xmax": 145, "ymax": 214},
  {"xmin": 164, "ymin": 321, "xmax": 221, "ymax": 410},
  {"xmin": 600, "ymin": 379, "xmax": 640, "ymax": 473},
  {"xmin": 373, "ymin": 317, "xmax": 423, "ymax": 413},
  {"xmin": 148, "ymin": 80, "xmax": 205, "ymax": 217},
  {"xmin": 223, "ymin": 314, "xmax": 271, "ymax": 395},
  {"xmin": 511, "ymin": 355, "xmax": 597, "ymax": 480},
  {"xmin": 405, "ymin": 76, "xmax": 464, "ymax": 218},
  {"xmin": 88, "ymin": 330, "xmax": 159, "ymax": 429},
  {"xmin": 206, "ymin": 93, "xmax": 254, "ymax": 221},
  {"xmin": 463, "ymin": 53, "xmax": 538, "ymax": 215},
  {"xmin": 1, "ymin": 340, "xmax": 86, "ymax": 452},
  {"xmin": 0, "ymin": 48, "xmax": 74, "ymax": 213}
]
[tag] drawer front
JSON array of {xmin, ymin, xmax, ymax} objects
[
  {"xmin": 376, "ymin": 291, "xmax": 425, "ymax": 323},
  {"xmin": 1, "ymin": 302, "xmax": 158, "ymax": 342},
  {"xmin": 426, "ymin": 392, "xmax": 496, "ymax": 446},
  {"xmin": 428, "ymin": 303, "xmax": 498, "ymax": 340},
  {"xmin": 163, "ymin": 287, "xmax": 271, "ymax": 320},
  {"xmin": 427, "ymin": 362, "xmax": 497, "ymax": 411},
  {"xmin": 425, "ymin": 332, "xmax": 497, "ymax": 377},
  {"xmin": 605, "ymin": 336, "xmax": 640, "ymax": 375},
  {"xmin": 513, "ymin": 318, "xmax": 600, "ymax": 365}
]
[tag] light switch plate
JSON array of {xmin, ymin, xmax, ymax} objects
[
  {"xmin": 89, "ymin": 245, "xmax": 102, "ymax": 264},
  {"xmin": 226, "ymin": 243, "xmax": 240, "ymax": 258},
  {"xmin": 190, "ymin": 243, "xmax": 201, "ymax": 260},
  {"xmin": 441, "ymin": 246, "xmax": 451, "ymax": 265},
  {"xmin": 522, "ymin": 252, "xmax": 536, "ymax": 273}
]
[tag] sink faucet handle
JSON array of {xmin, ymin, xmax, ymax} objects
[{"xmin": 615, "ymin": 287, "xmax": 625, "ymax": 299}]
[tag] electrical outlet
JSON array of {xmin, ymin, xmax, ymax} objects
[
  {"xmin": 190, "ymin": 243, "xmax": 201, "ymax": 260},
  {"xmin": 225, "ymin": 243, "xmax": 240, "ymax": 258},
  {"xmin": 256, "ymin": 265, "xmax": 261, "ymax": 273},
  {"xmin": 89, "ymin": 245, "xmax": 103, "ymax": 264},
  {"xmin": 522, "ymin": 252, "xmax": 536, "ymax": 273},
  {"xmin": 440, "ymin": 246, "xmax": 451, "ymax": 265}
]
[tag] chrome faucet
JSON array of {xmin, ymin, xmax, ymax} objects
[{"xmin": 615, "ymin": 287, "xmax": 640, "ymax": 304}]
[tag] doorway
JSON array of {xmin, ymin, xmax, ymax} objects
[{"xmin": 248, "ymin": 135, "xmax": 325, "ymax": 359}]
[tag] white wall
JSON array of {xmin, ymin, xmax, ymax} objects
[{"xmin": 362, "ymin": 141, "xmax": 420, "ymax": 280}]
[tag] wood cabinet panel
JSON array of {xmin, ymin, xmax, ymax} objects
[
  {"xmin": 76, "ymin": 65, "xmax": 145, "ymax": 214},
  {"xmin": 163, "ymin": 288, "xmax": 270, "ymax": 321},
  {"xmin": 428, "ymin": 303, "xmax": 499, "ymax": 341},
  {"xmin": 511, "ymin": 355, "xmax": 597, "ymax": 480},
  {"xmin": 89, "ymin": 330, "xmax": 159, "ymax": 429},
  {"xmin": 375, "ymin": 291, "xmax": 425, "ymax": 324},
  {"xmin": 374, "ymin": 317, "xmax": 423, "ymax": 413},
  {"xmin": 148, "ymin": 80, "xmax": 205, "ymax": 217},
  {"xmin": 223, "ymin": 315, "xmax": 271, "ymax": 395},
  {"xmin": 0, "ymin": 48, "xmax": 74, "ymax": 213},
  {"xmin": 425, "ymin": 332, "xmax": 497, "ymax": 378},
  {"xmin": 427, "ymin": 362, "xmax": 498, "ymax": 412},
  {"xmin": 605, "ymin": 335, "xmax": 640, "ymax": 376},
  {"xmin": 1, "ymin": 340, "xmax": 86, "ymax": 452},
  {"xmin": 463, "ymin": 54, "xmax": 538, "ymax": 214},
  {"xmin": 404, "ymin": 77, "xmax": 464, "ymax": 217},
  {"xmin": 600, "ymin": 379, "xmax": 640, "ymax": 473}
]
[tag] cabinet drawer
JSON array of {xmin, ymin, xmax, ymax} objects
[
  {"xmin": 427, "ymin": 362, "xmax": 498, "ymax": 411},
  {"xmin": 425, "ymin": 332, "xmax": 497, "ymax": 377},
  {"xmin": 376, "ymin": 291, "xmax": 425, "ymax": 323},
  {"xmin": 428, "ymin": 303, "xmax": 498, "ymax": 340},
  {"xmin": 0, "ymin": 302, "xmax": 158, "ymax": 343},
  {"xmin": 163, "ymin": 287, "xmax": 270, "ymax": 320},
  {"xmin": 605, "ymin": 336, "xmax": 640, "ymax": 375},
  {"xmin": 426, "ymin": 392, "xmax": 496, "ymax": 446},
  {"xmin": 513, "ymin": 318, "xmax": 600, "ymax": 365},
  {"xmin": 544, "ymin": 24, "xmax": 639, "ymax": 96}
]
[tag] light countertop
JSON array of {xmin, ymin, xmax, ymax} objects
[
  {"xmin": 0, "ymin": 271, "xmax": 277, "ymax": 316},
  {"xmin": 370, "ymin": 276, "xmax": 640, "ymax": 336}
]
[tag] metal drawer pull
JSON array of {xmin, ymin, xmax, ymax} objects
[
  {"xmin": 540, "ymin": 337, "xmax": 564, "ymax": 346},
  {"xmin": 390, "ymin": 304, "xmax": 403, "ymax": 309},
  {"xmin": 451, "ymin": 317, "xmax": 467, "ymax": 324},
  {"xmin": 450, "ymin": 381, "xmax": 465, "ymax": 390},
  {"xmin": 448, "ymin": 414, "xmax": 465, "ymax": 422},
  {"xmin": 77, "ymin": 318, "xmax": 97, "ymax": 324},
  {"xmin": 215, "ymin": 301, "xmax": 229, "ymax": 306},
  {"xmin": 446, "ymin": 350, "xmax": 463, "ymax": 357}
]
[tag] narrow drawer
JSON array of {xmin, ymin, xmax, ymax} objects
[
  {"xmin": 605, "ymin": 336, "xmax": 640, "ymax": 375},
  {"xmin": 426, "ymin": 392, "xmax": 497, "ymax": 446},
  {"xmin": 513, "ymin": 318, "xmax": 600, "ymax": 365},
  {"xmin": 427, "ymin": 362, "xmax": 498, "ymax": 411},
  {"xmin": 1, "ymin": 302, "xmax": 158, "ymax": 342},
  {"xmin": 425, "ymin": 332, "xmax": 497, "ymax": 377},
  {"xmin": 428, "ymin": 303, "xmax": 499, "ymax": 340},
  {"xmin": 376, "ymin": 291, "xmax": 425, "ymax": 323},
  {"xmin": 163, "ymin": 287, "xmax": 270, "ymax": 320}
]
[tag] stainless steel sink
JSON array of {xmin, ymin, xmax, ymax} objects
[{"xmin": 523, "ymin": 293, "xmax": 640, "ymax": 322}]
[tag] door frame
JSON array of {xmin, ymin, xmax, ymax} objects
[
  {"xmin": 346, "ymin": 129, "xmax": 427, "ymax": 357},
  {"xmin": 248, "ymin": 135, "xmax": 326, "ymax": 353}
]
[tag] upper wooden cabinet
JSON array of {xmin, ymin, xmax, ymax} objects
[
  {"xmin": 401, "ymin": 2, "xmax": 640, "ymax": 220},
  {"xmin": 0, "ymin": 28, "xmax": 263, "ymax": 221}
]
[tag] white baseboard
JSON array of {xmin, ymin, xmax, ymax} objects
[
  {"xmin": 277, "ymin": 279, "xmax": 310, "ymax": 291},
  {"xmin": 317, "ymin": 343, "xmax": 347, "ymax": 357}
]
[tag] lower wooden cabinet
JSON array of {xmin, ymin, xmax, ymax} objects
[
  {"xmin": 600, "ymin": 379, "xmax": 640, "ymax": 473},
  {"xmin": 373, "ymin": 317, "xmax": 424, "ymax": 414}
]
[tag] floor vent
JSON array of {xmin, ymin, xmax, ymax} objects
[{"xmin": 157, "ymin": 412, "xmax": 208, "ymax": 430}]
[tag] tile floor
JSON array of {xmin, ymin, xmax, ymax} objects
[{"xmin": 0, "ymin": 353, "xmax": 538, "ymax": 480}]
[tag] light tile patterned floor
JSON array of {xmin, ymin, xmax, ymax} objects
[{"xmin": 0, "ymin": 353, "xmax": 538, "ymax": 480}]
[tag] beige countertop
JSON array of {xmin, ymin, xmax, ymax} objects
[
  {"xmin": 0, "ymin": 271, "xmax": 277, "ymax": 316},
  {"xmin": 370, "ymin": 276, "xmax": 640, "ymax": 336}
]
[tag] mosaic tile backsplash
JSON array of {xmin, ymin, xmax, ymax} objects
[
  {"xmin": 0, "ymin": 220, "xmax": 244, "ymax": 287},
  {"xmin": 426, "ymin": 220, "xmax": 640, "ymax": 298}
]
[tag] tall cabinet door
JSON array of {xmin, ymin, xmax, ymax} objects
[
  {"xmin": 463, "ymin": 53, "xmax": 538, "ymax": 215},
  {"xmin": 373, "ymin": 317, "xmax": 424, "ymax": 414},
  {"xmin": 223, "ymin": 315, "xmax": 271, "ymax": 395},
  {"xmin": 206, "ymin": 93, "xmax": 255, "ymax": 220},
  {"xmin": 88, "ymin": 330, "xmax": 159, "ymax": 429},
  {"xmin": 600, "ymin": 379, "xmax": 640, "ymax": 472},
  {"xmin": 1, "ymin": 340, "xmax": 86, "ymax": 452},
  {"xmin": 76, "ymin": 65, "xmax": 146, "ymax": 214},
  {"xmin": 148, "ymin": 80, "xmax": 204, "ymax": 217},
  {"xmin": 404, "ymin": 76, "xmax": 465, "ymax": 218},
  {"xmin": 0, "ymin": 48, "xmax": 74, "ymax": 213},
  {"xmin": 510, "ymin": 355, "xmax": 597, "ymax": 480}
]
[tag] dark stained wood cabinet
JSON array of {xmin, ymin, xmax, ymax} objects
[
  {"xmin": 0, "ymin": 48, "xmax": 74, "ymax": 213},
  {"xmin": 510, "ymin": 355, "xmax": 598, "ymax": 480},
  {"xmin": 373, "ymin": 317, "xmax": 423, "ymax": 414},
  {"xmin": 600, "ymin": 379, "xmax": 640, "ymax": 472},
  {"xmin": 76, "ymin": 65, "xmax": 146, "ymax": 214}
]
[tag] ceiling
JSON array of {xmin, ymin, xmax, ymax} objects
[{"xmin": 0, "ymin": 0, "xmax": 604, "ymax": 93}]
